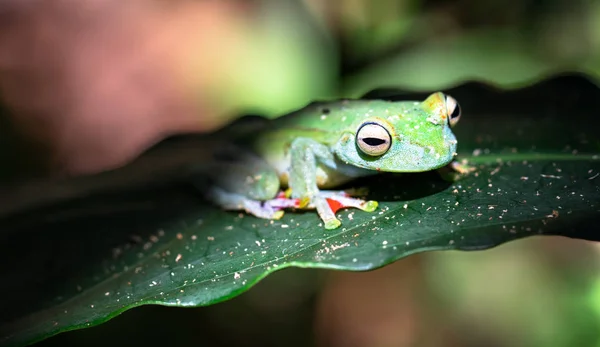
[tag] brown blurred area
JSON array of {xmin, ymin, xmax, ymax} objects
[
  {"xmin": 315, "ymin": 257, "xmax": 424, "ymax": 347},
  {"xmin": 0, "ymin": 0, "xmax": 254, "ymax": 176}
]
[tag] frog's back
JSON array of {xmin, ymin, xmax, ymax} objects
[{"xmin": 270, "ymin": 99, "xmax": 418, "ymax": 134}]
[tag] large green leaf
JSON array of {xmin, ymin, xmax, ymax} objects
[{"xmin": 1, "ymin": 75, "xmax": 599, "ymax": 347}]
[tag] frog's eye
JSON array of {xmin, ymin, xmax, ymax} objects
[
  {"xmin": 356, "ymin": 122, "xmax": 391, "ymax": 156},
  {"xmin": 445, "ymin": 95, "xmax": 461, "ymax": 127}
]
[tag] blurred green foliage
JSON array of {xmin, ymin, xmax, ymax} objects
[{"xmin": 238, "ymin": 0, "xmax": 600, "ymax": 116}]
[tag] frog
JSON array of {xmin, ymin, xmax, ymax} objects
[{"xmin": 195, "ymin": 92, "xmax": 471, "ymax": 229}]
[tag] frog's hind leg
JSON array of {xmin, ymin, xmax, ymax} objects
[
  {"xmin": 192, "ymin": 146, "xmax": 300, "ymax": 220},
  {"xmin": 206, "ymin": 186, "xmax": 287, "ymax": 220}
]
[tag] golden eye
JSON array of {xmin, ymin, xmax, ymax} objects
[
  {"xmin": 356, "ymin": 122, "xmax": 391, "ymax": 156},
  {"xmin": 445, "ymin": 95, "xmax": 461, "ymax": 127}
]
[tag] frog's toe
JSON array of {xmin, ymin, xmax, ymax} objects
[
  {"xmin": 324, "ymin": 218, "xmax": 342, "ymax": 230},
  {"xmin": 319, "ymin": 191, "xmax": 379, "ymax": 214},
  {"xmin": 272, "ymin": 210, "xmax": 285, "ymax": 220},
  {"xmin": 437, "ymin": 160, "xmax": 476, "ymax": 182},
  {"xmin": 362, "ymin": 200, "xmax": 378, "ymax": 212},
  {"xmin": 242, "ymin": 200, "xmax": 282, "ymax": 220},
  {"xmin": 451, "ymin": 160, "xmax": 477, "ymax": 174},
  {"xmin": 326, "ymin": 197, "xmax": 378, "ymax": 213},
  {"xmin": 264, "ymin": 195, "xmax": 303, "ymax": 209}
]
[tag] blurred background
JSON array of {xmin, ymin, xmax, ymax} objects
[{"xmin": 1, "ymin": 0, "xmax": 599, "ymax": 346}]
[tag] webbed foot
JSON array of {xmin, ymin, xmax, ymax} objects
[
  {"xmin": 207, "ymin": 187, "xmax": 289, "ymax": 220},
  {"xmin": 437, "ymin": 160, "xmax": 476, "ymax": 182},
  {"xmin": 264, "ymin": 189, "xmax": 377, "ymax": 229},
  {"xmin": 317, "ymin": 190, "xmax": 378, "ymax": 229}
]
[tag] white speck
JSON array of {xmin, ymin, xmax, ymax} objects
[
  {"xmin": 175, "ymin": 254, "xmax": 182, "ymax": 262},
  {"xmin": 105, "ymin": 292, "xmax": 110, "ymax": 296},
  {"xmin": 382, "ymin": 241, "xmax": 388, "ymax": 245},
  {"xmin": 281, "ymin": 224, "xmax": 289, "ymax": 228},
  {"xmin": 255, "ymin": 241, "xmax": 261, "ymax": 246},
  {"xmin": 320, "ymin": 115, "xmax": 327, "ymax": 120},
  {"xmin": 234, "ymin": 272, "xmax": 241, "ymax": 279},
  {"xmin": 540, "ymin": 174, "xmax": 561, "ymax": 179},
  {"xmin": 403, "ymin": 204, "xmax": 408, "ymax": 209},
  {"xmin": 352, "ymin": 258, "xmax": 357, "ymax": 262},
  {"xmin": 207, "ymin": 236, "xmax": 215, "ymax": 241}
]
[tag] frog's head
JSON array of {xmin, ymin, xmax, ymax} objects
[{"xmin": 334, "ymin": 92, "xmax": 461, "ymax": 172}]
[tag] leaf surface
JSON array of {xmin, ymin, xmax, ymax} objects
[{"xmin": 1, "ymin": 75, "xmax": 599, "ymax": 346}]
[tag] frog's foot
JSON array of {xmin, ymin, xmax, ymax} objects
[
  {"xmin": 451, "ymin": 160, "xmax": 477, "ymax": 174},
  {"xmin": 210, "ymin": 187, "xmax": 378, "ymax": 229},
  {"xmin": 438, "ymin": 160, "xmax": 476, "ymax": 182},
  {"xmin": 264, "ymin": 190, "xmax": 377, "ymax": 229},
  {"xmin": 305, "ymin": 191, "xmax": 378, "ymax": 230},
  {"xmin": 207, "ymin": 187, "xmax": 288, "ymax": 220},
  {"xmin": 319, "ymin": 190, "xmax": 378, "ymax": 213}
]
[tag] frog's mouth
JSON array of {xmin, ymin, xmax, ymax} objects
[
  {"xmin": 379, "ymin": 143, "xmax": 456, "ymax": 172},
  {"xmin": 337, "ymin": 141, "xmax": 456, "ymax": 173}
]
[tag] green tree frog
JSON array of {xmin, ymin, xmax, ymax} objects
[{"xmin": 198, "ymin": 92, "xmax": 469, "ymax": 229}]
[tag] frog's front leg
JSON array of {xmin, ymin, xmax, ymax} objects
[{"xmin": 287, "ymin": 137, "xmax": 378, "ymax": 229}]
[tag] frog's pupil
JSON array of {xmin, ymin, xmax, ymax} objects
[
  {"xmin": 363, "ymin": 138, "xmax": 386, "ymax": 146},
  {"xmin": 450, "ymin": 103, "xmax": 461, "ymax": 119}
]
